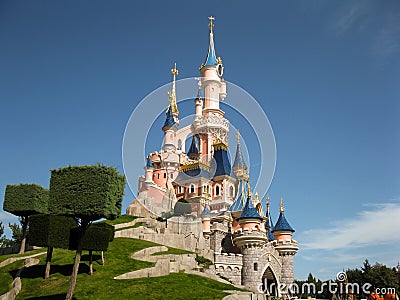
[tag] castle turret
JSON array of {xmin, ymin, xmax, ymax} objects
[
  {"xmin": 201, "ymin": 204, "xmax": 211, "ymax": 234},
  {"xmin": 187, "ymin": 135, "xmax": 200, "ymax": 160},
  {"xmin": 272, "ymin": 197, "xmax": 298, "ymax": 290},
  {"xmin": 265, "ymin": 196, "xmax": 275, "ymax": 241},
  {"xmin": 233, "ymin": 189, "xmax": 267, "ymax": 292},
  {"xmin": 144, "ymin": 156, "xmax": 154, "ymax": 184}
]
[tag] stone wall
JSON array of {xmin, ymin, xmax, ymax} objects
[{"xmin": 214, "ymin": 252, "xmax": 243, "ymax": 285}]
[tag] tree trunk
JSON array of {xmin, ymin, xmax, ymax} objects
[
  {"xmin": 101, "ymin": 251, "xmax": 104, "ymax": 266},
  {"xmin": 18, "ymin": 216, "xmax": 28, "ymax": 255},
  {"xmin": 89, "ymin": 250, "xmax": 93, "ymax": 275},
  {"xmin": 44, "ymin": 246, "xmax": 54, "ymax": 279},
  {"xmin": 65, "ymin": 219, "xmax": 89, "ymax": 300}
]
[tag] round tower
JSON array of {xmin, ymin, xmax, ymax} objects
[
  {"xmin": 233, "ymin": 191, "xmax": 267, "ymax": 292},
  {"xmin": 144, "ymin": 156, "xmax": 154, "ymax": 185},
  {"xmin": 272, "ymin": 197, "xmax": 299, "ymax": 289},
  {"xmin": 201, "ymin": 204, "xmax": 211, "ymax": 234}
]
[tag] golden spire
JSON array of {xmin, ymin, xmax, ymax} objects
[
  {"xmin": 208, "ymin": 16, "xmax": 215, "ymax": 33},
  {"xmin": 280, "ymin": 196, "xmax": 284, "ymax": 213},
  {"xmin": 167, "ymin": 63, "xmax": 179, "ymax": 118},
  {"xmin": 246, "ymin": 180, "xmax": 252, "ymax": 198},
  {"xmin": 237, "ymin": 130, "xmax": 241, "ymax": 145},
  {"xmin": 266, "ymin": 196, "xmax": 270, "ymax": 208}
]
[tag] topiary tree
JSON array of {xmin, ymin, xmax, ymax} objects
[
  {"xmin": 3, "ymin": 184, "xmax": 48, "ymax": 254},
  {"xmin": 48, "ymin": 165, "xmax": 125, "ymax": 300},
  {"xmin": 69, "ymin": 222, "xmax": 114, "ymax": 275},
  {"xmin": 28, "ymin": 214, "xmax": 77, "ymax": 278}
]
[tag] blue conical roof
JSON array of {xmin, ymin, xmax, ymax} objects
[
  {"xmin": 201, "ymin": 205, "xmax": 211, "ymax": 216},
  {"xmin": 237, "ymin": 196, "xmax": 263, "ymax": 221},
  {"xmin": 233, "ymin": 141, "xmax": 246, "ymax": 169},
  {"xmin": 187, "ymin": 135, "xmax": 199, "ymax": 156},
  {"xmin": 229, "ymin": 180, "xmax": 247, "ymax": 212},
  {"xmin": 266, "ymin": 202, "xmax": 275, "ymax": 240},
  {"xmin": 272, "ymin": 212, "xmax": 295, "ymax": 232},
  {"xmin": 203, "ymin": 27, "xmax": 218, "ymax": 66},
  {"xmin": 163, "ymin": 106, "xmax": 175, "ymax": 129}
]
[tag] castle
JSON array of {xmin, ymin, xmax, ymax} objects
[{"xmin": 126, "ymin": 17, "xmax": 298, "ymax": 295}]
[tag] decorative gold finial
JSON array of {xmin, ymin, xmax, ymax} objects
[
  {"xmin": 266, "ymin": 196, "xmax": 270, "ymax": 207},
  {"xmin": 208, "ymin": 16, "xmax": 215, "ymax": 32},
  {"xmin": 280, "ymin": 196, "xmax": 284, "ymax": 213},
  {"xmin": 216, "ymin": 57, "xmax": 222, "ymax": 64},
  {"xmin": 246, "ymin": 180, "xmax": 252, "ymax": 198},
  {"xmin": 167, "ymin": 63, "xmax": 179, "ymax": 118},
  {"xmin": 237, "ymin": 130, "xmax": 241, "ymax": 145}
]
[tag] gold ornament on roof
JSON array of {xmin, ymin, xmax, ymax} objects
[
  {"xmin": 208, "ymin": 16, "xmax": 215, "ymax": 32},
  {"xmin": 280, "ymin": 196, "xmax": 284, "ymax": 213},
  {"xmin": 167, "ymin": 62, "xmax": 179, "ymax": 118}
]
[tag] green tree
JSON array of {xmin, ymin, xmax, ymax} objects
[
  {"xmin": 3, "ymin": 184, "xmax": 48, "ymax": 254},
  {"xmin": 9, "ymin": 222, "xmax": 23, "ymax": 246},
  {"xmin": 48, "ymin": 165, "xmax": 125, "ymax": 300}
]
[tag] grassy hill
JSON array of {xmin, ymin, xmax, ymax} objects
[{"xmin": 1, "ymin": 237, "xmax": 239, "ymax": 300}]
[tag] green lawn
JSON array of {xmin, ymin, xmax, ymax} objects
[
  {"xmin": 0, "ymin": 248, "xmax": 46, "ymax": 263},
  {"xmin": 5, "ymin": 238, "xmax": 238, "ymax": 300},
  {"xmin": 0, "ymin": 259, "xmax": 24, "ymax": 295}
]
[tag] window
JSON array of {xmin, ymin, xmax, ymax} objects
[
  {"xmin": 215, "ymin": 185, "xmax": 220, "ymax": 196},
  {"xmin": 170, "ymin": 173, "xmax": 173, "ymax": 179},
  {"xmin": 164, "ymin": 173, "xmax": 166, "ymax": 178},
  {"xmin": 254, "ymin": 263, "xmax": 258, "ymax": 271},
  {"xmin": 190, "ymin": 184, "xmax": 195, "ymax": 194},
  {"xmin": 177, "ymin": 139, "xmax": 182, "ymax": 150},
  {"xmin": 157, "ymin": 174, "xmax": 160, "ymax": 179},
  {"xmin": 229, "ymin": 186, "xmax": 234, "ymax": 197},
  {"xmin": 177, "ymin": 186, "xmax": 182, "ymax": 194}
]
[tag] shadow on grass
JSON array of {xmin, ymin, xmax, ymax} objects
[
  {"xmin": 9, "ymin": 263, "xmax": 91, "ymax": 279},
  {"xmin": 25, "ymin": 294, "xmax": 77, "ymax": 300},
  {"xmin": 81, "ymin": 254, "xmax": 102, "ymax": 264}
]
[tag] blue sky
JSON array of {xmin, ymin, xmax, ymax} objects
[{"xmin": 0, "ymin": 1, "xmax": 399, "ymax": 280}]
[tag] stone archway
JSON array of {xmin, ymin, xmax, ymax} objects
[{"xmin": 261, "ymin": 266, "xmax": 279, "ymax": 296}]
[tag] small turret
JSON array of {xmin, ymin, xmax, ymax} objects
[
  {"xmin": 144, "ymin": 156, "xmax": 154, "ymax": 184},
  {"xmin": 201, "ymin": 204, "xmax": 211, "ymax": 234},
  {"xmin": 265, "ymin": 196, "xmax": 275, "ymax": 241},
  {"xmin": 272, "ymin": 197, "xmax": 295, "ymax": 242}
]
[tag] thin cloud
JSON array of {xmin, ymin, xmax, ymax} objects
[
  {"xmin": 372, "ymin": 13, "xmax": 400, "ymax": 58},
  {"xmin": 0, "ymin": 211, "xmax": 18, "ymax": 223},
  {"xmin": 300, "ymin": 201, "xmax": 400, "ymax": 250},
  {"xmin": 332, "ymin": 1, "xmax": 369, "ymax": 34}
]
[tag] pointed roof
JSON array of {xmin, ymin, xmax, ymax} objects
[
  {"xmin": 237, "ymin": 196, "xmax": 263, "ymax": 221},
  {"xmin": 212, "ymin": 142, "xmax": 231, "ymax": 177},
  {"xmin": 272, "ymin": 198, "xmax": 294, "ymax": 232},
  {"xmin": 272, "ymin": 212, "xmax": 294, "ymax": 232},
  {"xmin": 162, "ymin": 106, "xmax": 175, "ymax": 130},
  {"xmin": 187, "ymin": 135, "xmax": 199, "ymax": 156},
  {"xmin": 232, "ymin": 131, "xmax": 247, "ymax": 169},
  {"xmin": 265, "ymin": 197, "xmax": 275, "ymax": 240},
  {"xmin": 202, "ymin": 16, "xmax": 218, "ymax": 67},
  {"xmin": 229, "ymin": 180, "xmax": 247, "ymax": 212},
  {"xmin": 201, "ymin": 205, "xmax": 211, "ymax": 216}
]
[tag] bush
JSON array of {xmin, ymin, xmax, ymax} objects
[
  {"xmin": 48, "ymin": 165, "xmax": 125, "ymax": 220},
  {"xmin": 3, "ymin": 184, "xmax": 48, "ymax": 216},
  {"xmin": 28, "ymin": 215, "xmax": 77, "ymax": 249},
  {"xmin": 69, "ymin": 223, "xmax": 114, "ymax": 251}
]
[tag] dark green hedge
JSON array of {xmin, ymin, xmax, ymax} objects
[
  {"xmin": 69, "ymin": 223, "xmax": 114, "ymax": 251},
  {"xmin": 3, "ymin": 184, "xmax": 48, "ymax": 216},
  {"xmin": 174, "ymin": 201, "xmax": 192, "ymax": 216},
  {"xmin": 48, "ymin": 165, "xmax": 125, "ymax": 220},
  {"xmin": 28, "ymin": 214, "xmax": 77, "ymax": 249}
]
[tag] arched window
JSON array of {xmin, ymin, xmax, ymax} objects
[
  {"xmin": 229, "ymin": 185, "xmax": 234, "ymax": 197},
  {"xmin": 190, "ymin": 184, "xmax": 195, "ymax": 194},
  {"xmin": 177, "ymin": 186, "xmax": 182, "ymax": 194},
  {"xmin": 164, "ymin": 173, "xmax": 166, "ymax": 178},
  {"xmin": 254, "ymin": 263, "xmax": 258, "ymax": 271},
  {"xmin": 170, "ymin": 173, "xmax": 173, "ymax": 179},
  {"xmin": 177, "ymin": 139, "xmax": 182, "ymax": 150},
  {"xmin": 215, "ymin": 185, "xmax": 220, "ymax": 196},
  {"xmin": 157, "ymin": 173, "xmax": 160, "ymax": 179}
]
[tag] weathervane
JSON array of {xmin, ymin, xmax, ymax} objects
[{"xmin": 208, "ymin": 16, "xmax": 215, "ymax": 32}]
